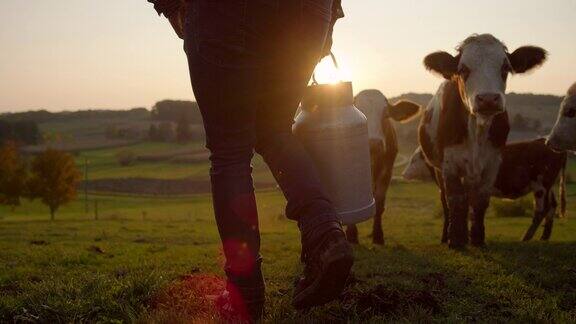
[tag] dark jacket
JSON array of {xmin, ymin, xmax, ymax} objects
[
  {"xmin": 149, "ymin": 0, "xmax": 343, "ymax": 56},
  {"xmin": 148, "ymin": 0, "xmax": 182, "ymax": 18},
  {"xmin": 148, "ymin": 0, "xmax": 343, "ymax": 21}
]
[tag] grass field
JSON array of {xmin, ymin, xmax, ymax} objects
[
  {"xmin": 2, "ymin": 141, "xmax": 576, "ymax": 322},
  {"xmin": 2, "ymin": 177, "xmax": 576, "ymax": 323},
  {"xmin": 76, "ymin": 142, "xmax": 275, "ymax": 185}
]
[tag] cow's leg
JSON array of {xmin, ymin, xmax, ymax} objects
[
  {"xmin": 370, "ymin": 146, "xmax": 392, "ymax": 246},
  {"xmin": 441, "ymin": 190, "xmax": 449, "ymax": 244},
  {"xmin": 435, "ymin": 171, "xmax": 449, "ymax": 244},
  {"xmin": 346, "ymin": 225, "xmax": 359, "ymax": 244},
  {"xmin": 372, "ymin": 194, "xmax": 385, "ymax": 245},
  {"xmin": 470, "ymin": 194, "xmax": 490, "ymax": 247},
  {"xmin": 522, "ymin": 189, "xmax": 547, "ymax": 241},
  {"xmin": 541, "ymin": 191, "xmax": 557, "ymax": 241},
  {"xmin": 444, "ymin": 174, "xmax": 469, "ymax": 248}
]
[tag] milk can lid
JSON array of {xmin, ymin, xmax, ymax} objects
[{"xmin": 302, "ymin": 82, "xmax": 354, "ymax": 110}]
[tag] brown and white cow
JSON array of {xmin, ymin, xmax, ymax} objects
[
  {"xmin": 403, "ymin": 147, "xmax": 435, "ymax": 182},
  {"xmin": 404, "ymin": 139, "xmax": 567, "ymax": 242},
  {"xmin": 547, "ymin": 82, "xmax": 576, "ymax": 151},
  {"xmin": 345, "ymin": 90, "xmax": 420, "ymax": 245},
  {"xmin": 419, "ymin": 34, "xmax": 547, "ymax": 248}
]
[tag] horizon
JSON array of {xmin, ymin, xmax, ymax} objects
[
  {"xmin": 1, "ymin": 0, "xmax": 575, "ymax": 112},
  {"xmin": 0, "ymin": 90, "xmax": 566, "ymax": 115}
]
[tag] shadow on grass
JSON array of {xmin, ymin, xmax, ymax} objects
[
  {"xmin": 271, "ymin": 241, "xmax": 576, "ymax": 323},
  {"xmin": 481, "ymin": 241, "xmax": 576, "ymax": 310}
]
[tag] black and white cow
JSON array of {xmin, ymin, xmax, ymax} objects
[
  {"xmin": 547, "ymin": 82, "xmax": 576, "ymax": 151},
  {"xmin": 404, "ymin": 139, "xmax": 567, "ymax": 242},
  {"xmin": 346, "ymin": 90, "xmax": 420, "ymax": 245},
  {"xmin": 419, "ymin": 34, "xmax": 547, "ymax": 248}
]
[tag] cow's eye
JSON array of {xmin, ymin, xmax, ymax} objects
[
  {"xmin": 564, "ymin": 108, "xmax": 576, "ymax": 118},
  {"xmin": 458, "ymin": 65, "xmax": 471, "ymax": 81}
]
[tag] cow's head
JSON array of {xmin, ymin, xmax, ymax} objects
[
  {"xmin": 424, "ymin": 34, "xmax": 547, "ymax": 118},
  {"xmin": 402, "ymin": 147, "xmax": 434, "ymax": 182},
  {"xmin": 355, "ymin": 90, "xmax": 421, "ymax": 124},
  {"xmin": 547, "ymin": 83, "xmax": 576, "ymax": 152}
]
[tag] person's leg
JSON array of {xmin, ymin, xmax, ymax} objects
[
  {"xmin": 254, "ymin": 0, "xmax": 340, "ymax": 235},
  {"xmin": 183, "ymin": 1, "xmax": 265, "ymax": 320},
  {"xmin": 184, "ymin": 0, "xmax": 351, "ymax": 315},
  {"xmin": 252, "ymin": 0, "xmax": 353, "ymax": 309}
]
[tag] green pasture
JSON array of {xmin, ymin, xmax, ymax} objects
[
  {"xmin": 76, "ymin": 142, "xmax": 275, "ymax": 183},
  {"xmin": 1, "ymin": 179, "xmax": 576, "ymax": 322},
  {"xmin": 1, "ymin": 140, "xmax": 575, "ymax": 322}
]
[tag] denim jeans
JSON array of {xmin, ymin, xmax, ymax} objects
[{"xmin": 183, "ymin": 0, "xmax": 340, "ymax": 283}]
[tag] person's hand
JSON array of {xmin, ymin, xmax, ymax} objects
[{"xmin": 166, "ymin": 7, "xmax": 185, "ymax": 39}]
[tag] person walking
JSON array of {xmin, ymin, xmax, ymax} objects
[{"xmin": 149, "ymin": 0, "xmax": 351, "ymax": 321}]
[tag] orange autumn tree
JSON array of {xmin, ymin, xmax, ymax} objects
[
  {"xmin": 0, "ymin": 141, "xmax": 27, "ymax": 210},
  {"xmin": 28, "ymin": 149, "xmax": 81, "ymax": 220}
]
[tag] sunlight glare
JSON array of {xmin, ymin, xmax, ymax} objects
[{"xmin": 312, "ymin": 55, "xmax": 352, "ymax": 85}]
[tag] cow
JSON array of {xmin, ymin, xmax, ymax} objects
[
  {"xmin": 404, "ymin": 140, "xmax": 567, "ymax": 242},
  {"xmin": 345, "ymin": 90, "xmax": 420, "ymax": 245},
  {"xmin": 547, "ymin": 82, "xmax": 576, "ymax": 152},
  {"xmin": 403, "ymin": 147, "xmax": 435, "ymax": 182},
  {"xmin": 419, "ymin": 34, "xmax": 547, "ymax": 248}
]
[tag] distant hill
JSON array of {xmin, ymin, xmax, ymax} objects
[
  {"xmin": 1, "ymin": 93, "xmax": 565, "ymax": 152},
  {"xmin": 390, "ymin": 93, "xmax": 433, "ymax": 107},
  {"xmin": 0, "ymin": 108, "xmax": 150, "ymax": 124}
]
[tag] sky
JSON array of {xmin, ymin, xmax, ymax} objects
[{"xmin": 0, "ymin": 0, "xmax": 574, "ymax": 112}]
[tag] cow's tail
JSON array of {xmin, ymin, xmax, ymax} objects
[{"xmin": 559, "ymin": 153, "xmax": 567, "ymax": 218}]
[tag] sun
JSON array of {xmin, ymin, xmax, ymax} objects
[{"xmin": 312, "ymin": 55, "xmax": 351, "ymax": 85}]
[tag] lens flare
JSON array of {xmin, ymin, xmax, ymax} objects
[{"xmin": 312, "ymin": 55, "xmax": 351, "ymax": 85}]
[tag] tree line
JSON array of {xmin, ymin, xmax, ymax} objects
[
  {"xmin": 0, "ymin": 108, "xmax": 149, "ymax": 124},
  {"xmin": 0, "ymin": 141, "xmax": 80, "ymax": 220},
  {"xmin": 0, "ymin": 120, "xmax": 41, "ymax": 145}
]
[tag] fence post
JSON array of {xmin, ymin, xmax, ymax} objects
[{"xmin": 84, "ymin": 158, "xmax": 89, "ymax": 214}]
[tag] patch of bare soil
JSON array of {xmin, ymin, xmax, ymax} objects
[
  {"xmin": 81, "ymin": 178, "xmax": 277, "ymax": 195},
  {"xmin": 340, "ymin": 273, "xmax": 444, "ymax": 317},
  {"xmin": 341, "ymin": 285, "xmax": 441, "ymax": 316}
]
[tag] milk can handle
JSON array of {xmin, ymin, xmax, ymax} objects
[{"xmin": 311, "ymin": 52, "xmax": 340, "ymax": 85}]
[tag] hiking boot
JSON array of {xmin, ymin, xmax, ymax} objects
[{"xmin": 292, "ymin": 222, "xmax": 353, "ymax": 309}]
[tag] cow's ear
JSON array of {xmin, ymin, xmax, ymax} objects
[
  {"xmin": 388, "ymin": 100, "xmax": 421, "ymax": 123},
  {"xmin": 509, "ymin": 46, "xmax": 547, "ymax": 74},
  {"xmin": 424, "ymin": 51, "xmax": 458, "ymax": 79}
]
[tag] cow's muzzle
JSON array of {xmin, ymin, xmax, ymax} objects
[{"xmin": 474, "ymin": 93, "xmax": 504, "ymax": 116}]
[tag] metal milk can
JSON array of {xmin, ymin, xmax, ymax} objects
[{"xmin": 293, "ymin": 81, "xmax": 375, "ymax": 225}]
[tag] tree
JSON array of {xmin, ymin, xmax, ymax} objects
[
  {"xmin": 148, "ymin": 124, "xmax": 159, "ymax": 141},
  {"xmin": 28, "ymin": 149, "xmax": 81, "ymax": 220},
  {"xmin": 157, "ymin": 122, "xmax": 175, "ymax": 142},
  {"xmin": 12, "ymin": 121, "xmax": 41, "ymax": 145},
  {"xmin": 151, "ymin": 100, "xmax": 203, "ymax": 124},
  {"xmin": 176, "ymin": 114, "xmax": 193, "ymax": 143},
  {"xmin": 0, "ymin": 141, "xmax": 27, "ymax": 210},
  {"xmin": 0, "ymin": 120, "xmax": 41, "ymax": 145}
]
